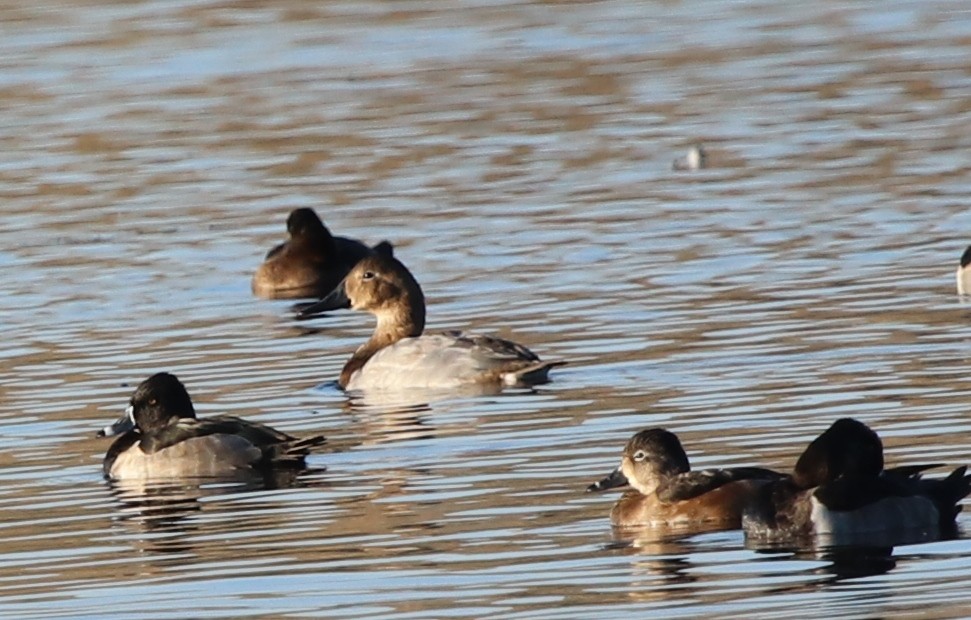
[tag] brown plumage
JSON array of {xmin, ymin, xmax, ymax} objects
[
  {"xmin": 298, "ymin": 252, "xmax": 564, "ymax": 391},
  {"xmin": 252, "ymin": 208, "xmax": 386, "ymax": 299},
  {"xmin": 588, "ymin": 428, "xmax": 782, "ymax": 528}
]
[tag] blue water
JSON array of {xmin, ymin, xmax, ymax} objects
[{"xmin": 1, "ymin": 0, "xmax": 971, "ymax": 617}]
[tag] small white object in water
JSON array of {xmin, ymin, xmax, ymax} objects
[
  {"xmin": 957, "ymin": 245, "xmax": 971, "ymax": 295},
  {"xmin": 673, "ymin": 144, "xmax": 707, "ymax": 171}
]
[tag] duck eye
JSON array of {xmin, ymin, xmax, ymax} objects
[
  {"xmin": 361, "ymin": 271, "xmax": 376, "ymax": 281},
  {"xmin": 632, "ymin": 450, "xmax": 647, "ymax": 462}
]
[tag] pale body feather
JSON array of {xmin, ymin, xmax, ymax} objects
[
  {"xmin": 109, "ymin": 434, "xmax": 263, "ymax": 480},
  {"xmin": 346, "ymin": 333, "xmax": 547, "ymax": 390},
  {"xmin": 743, "ymin": 490, "xmax": 942, "ymax": 540},
  {"xmin": 957, "ymin": 265, "xmax": 970, "ymax": 296},
  {"xmin": 809, "ymin": 494, "xmax": 940, "ymax": 535}
]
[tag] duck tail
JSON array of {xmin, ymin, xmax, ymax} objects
[
  {"xmin": 503, "ymin": 361, "xmax": 567, "ymax": 386},
  {"xmin": 924, "ymin": 465, "xmax": 971, "ymax": 525},
  {"xmin": 885, "ymin": 463, "xmax": 942, "ymax": 479},
  {"xmin": 271, "ymin": 434, "xmax": 328, "ymax": 467}
]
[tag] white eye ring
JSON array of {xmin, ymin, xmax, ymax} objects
[
  {"xmin": 632, "ymin": 450, "xmax": 647, "ymax": 462},
  {"xmin": 362, "ymin": 271, "xmax": 376, "ymax": 281}
]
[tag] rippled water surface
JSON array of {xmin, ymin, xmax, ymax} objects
[{"xmin": 3, "ymin": 0, "xmax": 971, "ymax": 617}]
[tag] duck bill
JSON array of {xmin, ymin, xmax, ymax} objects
[
  {"xmin": 586, "ymin": 466, "xmax": 629, "ymax": 492},
  {"xmin": 296, "ymin": 283, "xmax": 351, "ymax": 319},
  {"xmin": 97, "ymin": 405, "xmax": 135, "ymax": 438}
]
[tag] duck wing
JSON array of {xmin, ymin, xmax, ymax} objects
[
  {"xmin": 264, "ymin": 241, "xmax": 286, "ymax": 260},
  {"xmin": 658, "ymin": 467, "xmax": 783, "ymax": 502},
  {"xmin": 444, "ymin": 331, "xmax": 566, "ymax": 385},
  {"xmin": 811, "ymin": 469, "xmax": 944, "ymax": 512},
  {"xmin": 139, "ymin": 415, "xmax": 322, "ymax": 456},
  {"xmin": 348, "ymin": 332, "xmax": 563, "ymax": 389},
  {"xmin": 443, "ymin": 331, "xmax": 541, "ymax": 362}
]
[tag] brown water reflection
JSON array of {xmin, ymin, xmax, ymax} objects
[{"xmin": 2, "ymin": 0, "xmax": 971, "ymax": 618}]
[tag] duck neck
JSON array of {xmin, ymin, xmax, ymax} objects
[{"xmin": 339, "ymin": 300, "xmax": 426, "ymax": 388}]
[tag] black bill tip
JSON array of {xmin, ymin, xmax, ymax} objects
[{"xmin": 586, "ymin": 467, "xmax": 629, "ymax": 493}]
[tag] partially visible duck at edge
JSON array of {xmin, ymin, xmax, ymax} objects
[
  {"xmin": 98, "ymin": 372, "xmax": 327, "ymax": 480},
  {"xmin": 742, "ymin": 418, "xmax": 971, "ymax": 542},
  {"xmin": 297, "ymin": 249, "xmax": 565, "ymax": 391},
  {"xmin": 957, "ymin": 245, "xmax": 971, "ymax": 296},
  {"xmin": 587, "ymin": 428, "xmax": 783, "ymax": 527},
  {"xmin": 252, "ymin": 207, "xmax": 392, "ymax": 300}
]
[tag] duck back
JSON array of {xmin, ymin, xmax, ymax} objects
[{"xmin": 346, "ymin": 331, "xmax": 560, "ymax": 390}]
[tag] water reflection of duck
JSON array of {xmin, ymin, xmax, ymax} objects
[
  {"xmin": 587, "ymin": 428, "xmax": 782, "ymax": 527},
  {"xmin": 98, "ymin": 373, "xmax": 327, "ymax": 480},
  {"xmin": 252, "ymin": 208, "xmax": 391, "ymax": 299},
  {"xmin": 107, "ymin": 472, "xmax": 324, "ymax": 559},
  {"xmin": 298, "ymin": 250, "xmax": 564, "ymax": 391},
  {"xmin": 749, "ymin": 543, "xmax": 900, "ymax": 594},
  {"xmin": 743, "ymin": 418, "xmax": 971, "ymax": 544},
  {"xmin": 957, "ymin": 245, "xmax": 971, "ymax": 295}
]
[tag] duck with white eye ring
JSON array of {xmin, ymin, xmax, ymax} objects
[{"xmin": 587, "ymin": 428, "xmax": 782, "ymax": 528}]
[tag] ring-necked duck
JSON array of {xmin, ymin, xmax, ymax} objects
[
  {"xmin": 98, "ymin": 373, "xmax": 326, "ymax": 480},
  {"xmin": 743, "ymin": 418, "xmax": 971, "ymax": 541},
  {"xmin": 252, "ymin": 208, "xmax": 391, "ymax": 299},
  {"xmin": 587, "ymin": 428, "xmax": 782, "ymax": 527},
  {"xmin": 297, "ymin": 250, "xmax": 564, "ymax": 391}
]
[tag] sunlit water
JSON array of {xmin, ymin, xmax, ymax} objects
[{"xmin": 2, "ymin": 0, "xmax": 971, "ymax": 617}]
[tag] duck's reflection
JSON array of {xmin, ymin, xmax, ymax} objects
[
  {"xmin": 816, "ymin": 544, "xmax": 897, "ymax": 580},
  {"xmin": 341, "ymin": 383, "xmax": 523, "ymax": 444},
  {"xmin": 604, "ymin": 521, "xmax": 963, "ymax": 607},
  {"xmin": 106, "ymin": 468, "xmax": 326, "ymax": 557},
  {"xmin": 747, "ymin": 524, "xmax": 962, "ymax": 587},
  {"xmin": 346, "ymin": 382, "xmax": 504, "ymax": 410},
  {"xmin": 603, "ymin": 523, "xmax": 727, "ymax": 601},
  {"xmin": 342, "ymin": 394, "xmax": 437, "ymax": 444},
  {"xmin": 749, "ymin": 541, "xmax": 898, "ymax": 589}
]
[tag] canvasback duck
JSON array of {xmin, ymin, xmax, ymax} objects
[
  {"xmin": 297, "ymin": 250, "xmax": 565, "ymax": 391},
  {"xmin": 957, "ymin": 245, "xmax": 971, "ymax": 295},
  {"xmin": 743, "ymin": 418, "xmax": 971, "ymax": 541},
  {"xmin": 587, "ymin": 428, "xmax": 783, "ymax": 527},
  {"xmin": 98, "ymin": 373, "xmax": 326, "ymax": 480},
  {"xmin": 252, "ymin": 208, "xmax": 391, "ymax": 299}
]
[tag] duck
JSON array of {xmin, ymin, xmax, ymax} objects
[
  {"xmin": 672, "ymin": 144, "xmax": 707, "ymax": 171},
  {"xmin": 252, "ymin": 208, "xmax": 391, "ymax": 299},
  {"xmin": 957, "ymin": 245, "xmax": 971, "ymax": 295},
  {"xmin": 296, "ymin": 249, "xmax": 564, "ymax": 391},
  {"xmin": 587, "ymin": 428, "xmax": 783, "ymax": 527},
  {"xmin": 742, "ymin": 418, "xmax": 971, "ymax": 541},
  {"xmin": 98, "ymin": 372, "xmax": 327, "ymax": 480}
]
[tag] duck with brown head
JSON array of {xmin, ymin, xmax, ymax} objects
[
  {"xmin": 252, "ymin": 208, "xmax": 391, "ymax": 300},
  {"xmin": 587, "ymin": 428, "xmax": 783, "ymax": 528},
  {"xmin": 298, "ymin": 249, "xmax": 564, "ymax": 391}
]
